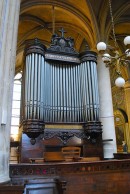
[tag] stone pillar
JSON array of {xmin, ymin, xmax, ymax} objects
[
  {"xmin": 97, "ymin": 56, "xmax": 117, "ymax": 159},
  {"xmin": 0, "ymin": 0, "xmax": 21, "ymax": 183},
  {"xmin": 124, "ymin": 81, "xmax": 130, "ymax": 152}
]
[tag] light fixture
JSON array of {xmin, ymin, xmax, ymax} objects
[
  {"xmin": 115, "ymin": 77, "xmax": 125, "ymax": 88},
  {"xmin": 96, "ymin": 0, "xmax": 130, "ymax": 88},
  {"xmin": 97, "ymin": 38, "xmax": 130, "ymax": 87}
]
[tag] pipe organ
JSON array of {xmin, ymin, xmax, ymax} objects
[{"xmin": 20, "ymin": 29, "xmax": 102, "ymax": 145}]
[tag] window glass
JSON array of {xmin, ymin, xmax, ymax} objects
[{"xmin": 10, "ymin": 72, "xmax": 22, "ymax": 141}]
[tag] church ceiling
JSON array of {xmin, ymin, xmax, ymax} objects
[{"xmin": 16, "ymin": 0, "xmax": 130, "ymax": 74}]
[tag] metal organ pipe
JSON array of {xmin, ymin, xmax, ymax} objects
[
  {"xmin": 87, "ymin": 61, "xmax": 94, "ymax": 121},
  {"xmin": 93, "ymin": 61, "xmax": 100, "ymax": 120},
  {"xmin": 78, "ymin": 64, "xmax": 81, "ymax": 122},
  {"xmin": 90, "ymin": 61, "xmax": 100, "ymax": 121},
  {"xmin": 38, "ymin": 54, "xmax": 42, "ymax": 119}
]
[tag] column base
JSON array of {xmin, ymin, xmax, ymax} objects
[
  {"xmin": 0, "ymin": 175, "xmax": 10, "ymax": 184},
  {"xmin": 103, "ymin": 147, "xmax": 114, "ymax": 159}
]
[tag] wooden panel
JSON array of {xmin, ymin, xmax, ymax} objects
[
  {"xmin": 44, "ymin": 152, "xmax": 65, "ymax": 162},
  {"xmin": 62, "ymin": 172, "xmax": 130, "ymax": 194},
  {"xmin": 23, "ymin": 179, "xmax": 58, "ymax": 194},
  {"xmin": 0, "ymin": 185, "xmax": 24, "ymax": 194},
  {"xmin": 114, "ymin": 153, "xmax": 130, "ymax": 159},
  {"xmin": 61, "ymin": 146, "xmax": 81, "ymax": 160},
  {"xmin": 20, "ymin": 134, "xmax": 45, "ymax": 163},
  {"xmin": 82, "ymin": 135, "xmax": 103, "ymax": 159},
  {"xmin": 10, "ymin": 160, "xmax": 130, "ymax": 194}
]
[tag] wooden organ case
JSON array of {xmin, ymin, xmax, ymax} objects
[{"xmin": 19, "ymin": 29, "xmax": 103, "ymax": 162}]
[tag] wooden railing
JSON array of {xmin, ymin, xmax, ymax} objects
[{"xmin": 9, "ymin": 159, "xmax": 130, "ymax": 194}]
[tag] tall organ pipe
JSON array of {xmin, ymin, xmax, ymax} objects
[
  {"xmin": 20, "ymin": 39, "xmax": 46, "ymax": 141},
  {"xmin": 80, "ymin": 51, "xmax": 100, "ymax": 122}
]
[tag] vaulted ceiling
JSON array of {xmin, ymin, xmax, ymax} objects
[{"xmin": 16, "ymin": 0, "xmax": 130, "ymax": 73}]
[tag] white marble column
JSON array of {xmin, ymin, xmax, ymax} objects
[
  {"xmin": 0, "ymin": 0, "xmax": 21, "ymax": 183},
  {"xmin": 97, "ymin": 56, "xmax": 117, "ymax": 159}
]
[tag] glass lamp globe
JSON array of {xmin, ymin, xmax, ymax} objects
[
  {"xmin": 14, "ymin": 72, "xmax": 22, "ymax": 80},
  {"xmin": 97, "ymin": 42, "xmax": 107, "ymax": 52},
  {"xmin": 115, "ymin": 77, "xmax": 125, "ymax": 87},
  {"xmin": 124, "ymin": 36, "xmax": 130, "ymax": 47},
  {"xmin": 102, "ymin": 53, "xmax": 111, "ymax": 63}
]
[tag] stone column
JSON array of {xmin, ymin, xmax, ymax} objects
[
  {"xmin": 97, "ymin": 56, "xmax": 117, "ymax": 159},
  {"xmin": 124, "ymin": 81, "xmax": 130, "ymax": 152},
  {"xmin": 0, "ymin": 0, "xmax": 21, "ymax": 183}
]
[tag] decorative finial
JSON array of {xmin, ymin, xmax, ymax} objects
[
  {"xmin": 85, "ymin": 44, "xmax": 89, "ymax": 51},
  {"xmin": 59, "ymin": 28, "xmax": 66, "ymax": 38}
]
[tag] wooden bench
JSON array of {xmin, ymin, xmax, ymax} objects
[
  {"xmin": 29, "ymin": 152, "xmax": 65, "ymax": 163},
  {"xmin": 62, "ymin": 147, "xmax": 81, "ymax": 161},
  {"xmin": 29, "ymin": 158, "xmax": 44, "ymax": 163}
]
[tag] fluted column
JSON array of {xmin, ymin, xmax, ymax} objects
[
  {"xmin": 0, "ymin": 0, "xmax": 21, "ymax": 183},
  {"xmin": 97, "ymin": 56, "xmax": 117, "ymax": 159}
]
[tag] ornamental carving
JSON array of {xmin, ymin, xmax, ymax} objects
[{"xmin": 47, "ymin": 28, "xmax": 78, "ymax": 55}]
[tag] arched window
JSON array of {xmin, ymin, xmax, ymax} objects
[{"xmin": 10, "ymin": 72, "xmax": 22, "ymax": 141}]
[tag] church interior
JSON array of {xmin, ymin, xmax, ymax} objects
[{"xmin": 0, "ymin": 0, "xmax": 130, "ymax": 193}]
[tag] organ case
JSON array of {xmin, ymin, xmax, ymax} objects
[{"xmin": 20, "ymin": 29, "xmax": 103, "ymax": 160}]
